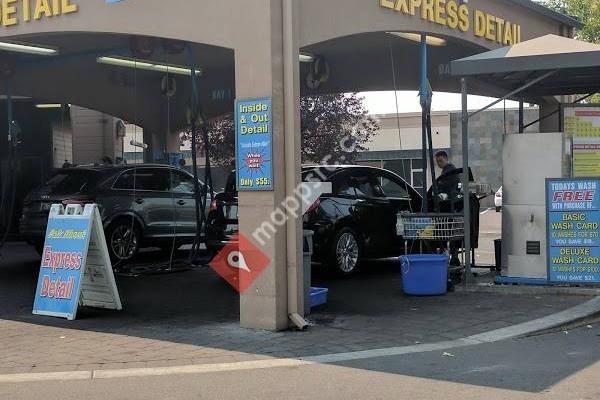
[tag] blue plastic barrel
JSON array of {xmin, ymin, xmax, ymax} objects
[{"xmin": 400, "ymin": 254, "xmax": 448, "ymax": 296}]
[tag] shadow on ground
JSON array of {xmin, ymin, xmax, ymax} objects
[
  {"xmin": 0, "ymin": 241, "xmax": 596, "ymax": 390},
  {"xmin": 332, "ymin": 324, "xmax": 600, "ymax": 392}
]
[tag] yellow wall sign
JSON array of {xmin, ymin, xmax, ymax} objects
[
  {"xmin": 380, "ymin": 0, "xmax": 522, "ymax": 45},
  {"xmin": 0, "ymin": 0, "xmax": 78, "ymax": 27},
  {"xmin": 564, "ymin": 107, "xmax": 600, "ymax": 178}
]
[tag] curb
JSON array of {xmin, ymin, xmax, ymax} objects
[
  {"xmin": 1, "ymin": 296, "xmax": 599, "ymax": 384},
  {"xmin": 456, "ymin": 283, "xmax": 600, "ymax": 297},
  {"xmin": 304, "ymin": 296, "xmax": 600, "ymax": 363}
]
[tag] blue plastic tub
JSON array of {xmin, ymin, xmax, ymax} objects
[
  {"xmin": 400, "ymin": 254, "xmax": 448, "ymax": 296},
  {"xmin": 310, "ymin": 287, "xmax": 328, "ymax": 308}
]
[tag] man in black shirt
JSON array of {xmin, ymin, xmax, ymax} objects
[
  {"xmin": 434, "ymin": 150, "xmax": 461, "ymax": 269},
  {"xmin": 435, "ymin": 150, "xmax": 456, "ymax": 177}
]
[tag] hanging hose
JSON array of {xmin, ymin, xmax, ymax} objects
[
  {"xmin": 111, "ymin": 57, "xmax": 140, "ymax": 272},
  {"xmin": 166, "ymin": 62, "xmax": 178, "ymax": 271},
  {"xmin": 186, "ymin": 45, "xmax": 214, "ymax": 265},
  {"xmin": 0, "ymin": 78, "xmax": 18, "ymax": 253},
  {"xmin": 426, "ymin": 112, "xmax": 440, "ymax": 213},
  {"xmin": 0, "ymin": 160, "xmax": 16, "ymax": 251}
]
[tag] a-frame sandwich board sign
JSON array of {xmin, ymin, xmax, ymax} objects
[{"xmin": 33, "ymin": 204, "xmax": 122, "ymax": 320}]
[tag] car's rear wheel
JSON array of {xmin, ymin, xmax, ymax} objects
[
  {"xmin": 329, "ymin": 227, "xmax": 361, "ymax": 275},
  {"xmin": 107, "ymin": 219, "xmax": 141, "ymax": 263}
]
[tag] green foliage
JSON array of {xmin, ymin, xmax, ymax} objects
[
  {"xmin": 541, "ymin": 0, "xmax": 600, "ymax": 102},
  {"xmin": 300, "ymin": 93, "xmax": 379, "ymax": 164},
  {"xmin": 185, "ymin": 93, "xmax": 379, "ymax": 168},
  {"xmin": 542, "ymin": 0, "xmax": 600, "ymax": 43}
]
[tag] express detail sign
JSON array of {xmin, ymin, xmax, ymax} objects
[
  {"xmin": 235, "ymin": 97, "xmax": 273, "ymax": 191},
  {"xmin": 546, "ymin": 178, "xmax": 600, "ymax": 284},
  {"xmin": 379, "ymin": 0, "xmax": 522, "ymax": 45},
  {"xmin": 0, "ymin": 0, "xmax": 78, "ymax": 27},
  {"xmin": 33, "ymin": 210, "xmax": 91, "ymax": 319}
]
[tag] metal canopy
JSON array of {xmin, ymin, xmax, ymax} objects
[
  {"xmin": 451, "ymin": 35, "xmax": 600, "ymax": 98},
  {"xmin": 449, "ymin": 34, "xmax": 600, "ymax": 285}
]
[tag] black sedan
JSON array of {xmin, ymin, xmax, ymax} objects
[{"xmin": 206, "ymin": 165, "xmax": 422, "ymax": 275}]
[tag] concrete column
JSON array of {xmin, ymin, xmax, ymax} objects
[
  {"xmin": 235, "ymin": 0, "xmax": 302, "ymax": 330},
  {"xmin": 143, "ymin": 129, "xmax": 163, "ymax": 163},
  {"xmin": 165, "ymin": 130, "xmax": 180, "ymax": 155},
  {"xmin": 539, "ymin": 101, "xmax": 561, "ymax": 133}
]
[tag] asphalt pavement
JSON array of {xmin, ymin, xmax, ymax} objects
[{"xmin": 1, "ymin": 323, "xmax": 599, "ymax": 400}]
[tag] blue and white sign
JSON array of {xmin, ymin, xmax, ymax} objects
[
  {"xmin": 33, "ymin": 204, "xmax": 121, "ymax": 320},
  {"xmin": 235, "ymin": 97, "xmax": 273, "ymax": 191},
  {"xmin": 546, "ymin": 178, "xmax": 600, "ymax": 284}
]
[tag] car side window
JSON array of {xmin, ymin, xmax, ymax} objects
[
  {"xmin": 114, "ymin": 168, "xmax": 170, "ymax": 192},
  {"xmin": 351, "ymin": 173, "xmax": 378, "ymax": 198},
  {"xmin": 331, "ymin": 172, "xmax": 355, "ymax": 197},
  {"xmin": 113, "ymin": 170, "xmax": 136, "ymax": 190},
  {"xmin": 170, "ymin": 170, "xmax": 196, "ymax": 194},
  {"xmin": 378, "ymin": 174, "xmax": 410, "ymax": 199}
]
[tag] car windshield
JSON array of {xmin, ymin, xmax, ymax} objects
[{"xmin": 46, "ymin": 170, "xmax": 99, "ymax": 195}]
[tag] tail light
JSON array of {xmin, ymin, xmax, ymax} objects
[
  {"xmin": 209, "ymin": 199, "xmax": 218, "ymax": 212},
  {"xmin": 305, "ymin": 198, "xmax": 321, "ymax": 215}
]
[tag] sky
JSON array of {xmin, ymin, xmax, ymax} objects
[{"xmin": 360, "ymin": 91, "xmax": 521, "ymax": 115}]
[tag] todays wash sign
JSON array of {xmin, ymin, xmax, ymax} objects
[
  {"xmin": 0, "ymin": 0, "xmax": 78, "ymax": 27},
  {"xmin": 380, "ymin": 0, "xmax": 522, "ymax": 45}
]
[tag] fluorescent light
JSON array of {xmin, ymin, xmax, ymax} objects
[
  {"xmin": 97, "ymin": 56, "xmax": 202, "ymax": 76},
  {"xmin": 130, "ymin": 140, "xmax": 148, "ymax": 149},
  {"xmin": 0, "ymin": 41, "xmax": 58, "ymax": 56},
  {"xmin": 387, "ymin": 32, "xmax": 447, "ymax": 46},
  {"xmin": 299, "ymin": 53, "xmax": 315, "ymax": 63},
  {"xmin": 35, "ymin": 103, "xmax": 63, "ymax": 109}
]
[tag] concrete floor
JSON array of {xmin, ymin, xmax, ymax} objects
[
  {"xmin": 0, "ymin": 234, "xmax": 589, "ymax": 375},
  {"xmin": 1, "ymin": 324, "xmax": 599, "ymax": 400}
]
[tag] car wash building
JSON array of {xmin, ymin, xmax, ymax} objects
[{"xmin": 0, "ymin": 0, "xmax": 581, "ymax": 330}]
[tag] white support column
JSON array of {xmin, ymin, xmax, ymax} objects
[{"xmin": 235, "ymin": 0, "xmax": 302, "ymax": 330}]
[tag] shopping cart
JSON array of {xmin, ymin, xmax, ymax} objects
[{"xmin": 397, "ymin": 213, "xmax": 465, "ymax": 266}]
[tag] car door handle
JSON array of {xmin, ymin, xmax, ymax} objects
[
  {"xmin": 134, "ymin": 198, "xmax": 144, "ymax": 205},
  {"xmin": 177, "ymin": 200, "xmax": 186, "ymax": 206}
]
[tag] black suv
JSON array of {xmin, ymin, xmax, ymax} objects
[
  {"xmin": 206, "ymin": 165, "xmax": 422, "ymax": 275},
  {"xmin": 20, "ymin": 164, "xmax": 207, "ymax": 262}
]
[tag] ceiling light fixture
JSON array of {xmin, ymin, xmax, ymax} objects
[
  {"xmin": 0, "ymin": 41, "xmax": 58, "ymax": 56},
  {"xmin": 97, "ymin": 56, "xmax": 202, "ymax": 76},
  {"xmin": 387, "ymin": 32, "xmax": 447, "ymax": 46},
  {"xmin": 35, "ymin": 103, "xmax": 64, "ymax": 109}
]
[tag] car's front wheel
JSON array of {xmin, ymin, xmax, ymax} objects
[
  {"xmin": 329, "ymin": 227, "xmax": 361, "ymax": 275},
  {"xmin": 106, "ymin": 220, "xmax": 141, "ymax": 263}
]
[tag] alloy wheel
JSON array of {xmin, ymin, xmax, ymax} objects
[
  {"xmin": 110, "ymin": 225, "xmax": 138, "ymax": 260},
  {"xmin": 336, "ymin": 232, "xmax": 359, "ymax": 273}
]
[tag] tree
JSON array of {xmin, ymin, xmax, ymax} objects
[
  {"xmin": 541, "ymin": 0, "xmax": 600, "ymax": 43},
  {"xmin": 541, "ymin": 0, "xmax": 600, "ymax": 102},
  {"xmin": 184, "ymin": 93, "xmax": 379, "ymax": 168},
  {"xmin": 301, "ymin": 93, "xmax": 378, "ymax": 164}
]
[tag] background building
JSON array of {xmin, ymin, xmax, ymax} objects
[{"xmin": 359, "ymin": 107, "xmax": 539, "ymax": 207}]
